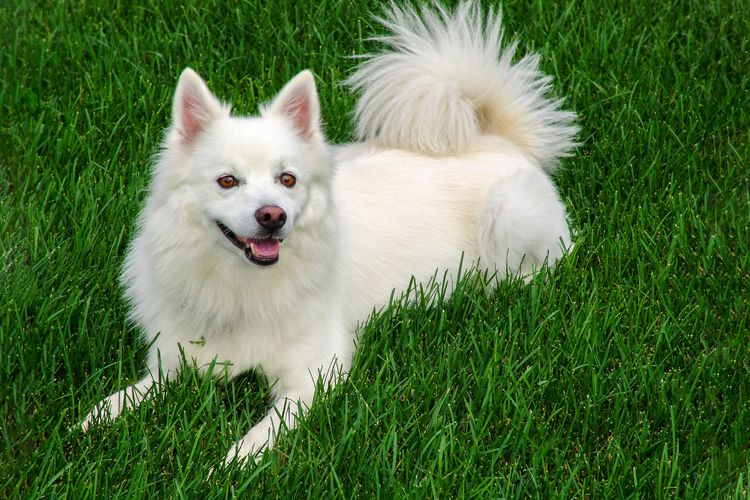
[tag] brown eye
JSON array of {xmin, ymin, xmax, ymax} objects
[
  {"xmin": 279, "ymin": 173, "xmax": 296, "ymax": 188},
  {"xmin": 217, "ymin": 175, "xmax": 238, "ymax": 189}
]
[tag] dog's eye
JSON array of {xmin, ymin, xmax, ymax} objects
[
  {"xmin": 279, "ymin": 173, "xmax": 296, "ymax": 188},
  {"xmin": 217, "ymin": 175, "xmax": 239, "ymax": 189}
]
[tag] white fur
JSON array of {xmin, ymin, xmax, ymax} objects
[
  {"xmin": 81, "ymin": 2, "xmax": 577, "ymax": 467},
  {"xmin": 347, "ymin": 2, "xmax": 579, "ymax": 170}
]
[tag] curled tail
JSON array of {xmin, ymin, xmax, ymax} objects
[{"xmin": 347, "ymin": 1, "xmax": 579, "ymax": 171}]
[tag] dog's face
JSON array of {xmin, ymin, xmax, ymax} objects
[
  {"xmin": 189, "ymin": 116, "xmax": 317, "ymax": 266},
  {"xmin": 160, "ymin": 69, "xmax": 329, "ymax": 266}
]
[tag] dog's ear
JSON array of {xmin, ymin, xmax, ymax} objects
[
  {"xmin": 171, "ymin": 68, "xmax": 226, "ymax": 145},
  {"xmin": 266, "ymin": 70, "xmax": 322, "ymax": 142}
]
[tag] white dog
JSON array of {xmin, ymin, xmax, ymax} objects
[{"xmin": 82, "ymin": 1, "xmax": 578, "ymax": 466}]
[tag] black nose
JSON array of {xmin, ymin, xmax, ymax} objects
[{"xmin": 255, "ymin": 206, "xmax": 287, "ymax": 230}]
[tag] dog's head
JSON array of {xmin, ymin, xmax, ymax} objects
[{"xmin": 156, "ymin": 68, "xmax": 330, "ymax": 267}]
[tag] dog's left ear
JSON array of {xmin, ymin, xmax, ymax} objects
[
  {"xmin": 266, "ymin": 70, "xmax": 322, "ymax": 142},
  {"xmin": 171, "ymin": 68, "xmax": 227, "ymax": 146}
]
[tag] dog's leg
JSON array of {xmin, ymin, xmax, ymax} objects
[
  {"xmin": 225, "ymin": 396, "xmax": 305, "ymax": 463},
  {"xmin": 222, "ymin": 352, "xmax": 347, "ymax": 466},
  {"xmin": 478, "ymin": 168, "xmax": 572, "ymax": 280},
  {"xmin": 223, "ymin": 384, "xmax": 313, "ymax": 466},
  {"xmin": 80, "ymin": 349, "xmax": 182, "ymax": 431},
  {"xmin": 80, "ymin": 377, "xmax": 157, "ymax": 431}
]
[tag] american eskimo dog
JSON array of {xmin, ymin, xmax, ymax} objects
[{"xmin": 82, "ymin": 2, "xmax": 578, "ymax": 466}]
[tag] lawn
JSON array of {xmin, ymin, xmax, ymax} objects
[{"xmin": 1, "ymin": 0, "xmax": 748, "ymax": 497}]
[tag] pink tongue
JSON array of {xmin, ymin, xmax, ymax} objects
[{"xmin": 250, "ymin": 239, "xmax": 280, "ymax": 258}]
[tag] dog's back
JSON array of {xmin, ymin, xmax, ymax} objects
[{"xmin": 335, "ymin": 1, "xmax": 578, "ymax": 324}]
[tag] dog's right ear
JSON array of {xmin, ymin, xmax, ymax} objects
[
  {"xmin": 265, "ymin": 70, "xmax": 322, "ymax": 143},
  {"xmin": 171, "ymin": 68, "xmax": 226, "ymax": 145}
]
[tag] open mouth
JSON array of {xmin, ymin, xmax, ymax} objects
[{"xmin": 216, "ymin": 222, "xmax": 282, "ymax": 266}]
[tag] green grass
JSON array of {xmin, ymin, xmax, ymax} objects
[{"xmin": 2, "ymin": 0, "xmax": 748, "ymax": 497}]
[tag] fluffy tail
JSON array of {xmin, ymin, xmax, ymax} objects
[{"xmin": 347, "ymin": 1, "xmax": 579, "ymax": 171}]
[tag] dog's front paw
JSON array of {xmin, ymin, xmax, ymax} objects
[
  {"xmin": 79, "ymin": 385, "xmax": 149, "ymax": 432},
  {"xmin": 79, "ymin": 391, "xmax": 125, "ymax": 431},
  {"xmin": 222, "ymin": 426, "xmax": 272, "ymax": 467}
]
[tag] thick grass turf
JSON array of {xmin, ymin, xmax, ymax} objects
[{"xmin": 2, "ymin": 0, "xmax": 748, "ymax": 497}]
